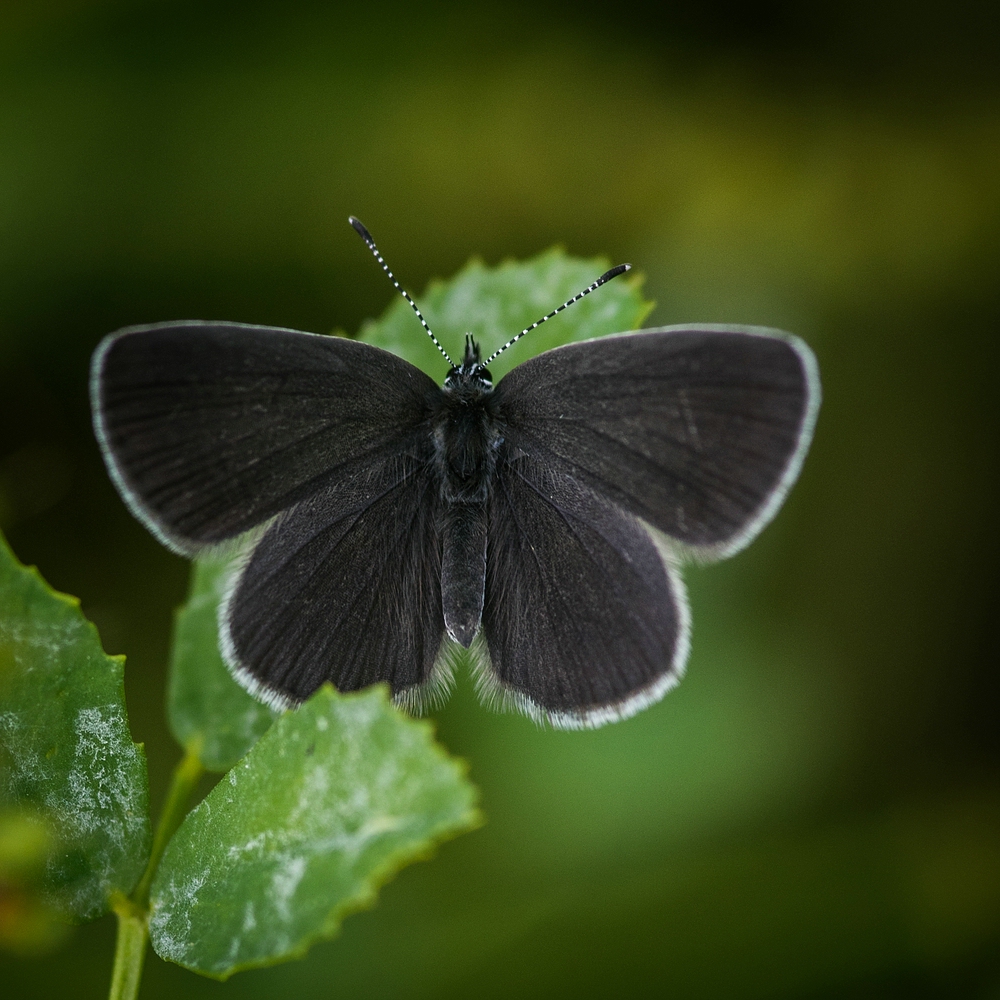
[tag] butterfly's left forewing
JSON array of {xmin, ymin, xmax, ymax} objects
[{"xmin": 92, "ymin": 322, "xmax": 439, "ymax": 554}]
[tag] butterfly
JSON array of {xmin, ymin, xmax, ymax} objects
[{"xmin": 91, "ymin": 218, "xmax": 819, "ymax": 728}]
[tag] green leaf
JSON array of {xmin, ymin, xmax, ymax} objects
[
  {"xmin": 168, "ymin": 556, "xmax": 277, "ymax": 772},
  {"xmin": 148, "ymin": 685, "xmax": 480, "ymax": 978},
  {"xmin": 358, "ymin": 248, "xmax": 653, "ymax": 381},
  {"xmin": 0, "ymin": 532, "xmax": 150, "ymax": 921}
]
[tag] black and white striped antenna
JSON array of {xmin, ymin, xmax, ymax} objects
[
  {"xmin": 483, "ymin": 262, "xmax": 631, "ymax": 366},
  {"xmin": 349, "ymin": 216, "xmax": 455, "ymax": 368},
  {"xmin": 350, "ymin": 216, "xmax": 630, "ymax": 370}
]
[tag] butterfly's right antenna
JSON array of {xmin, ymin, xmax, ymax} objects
[
  {"xmin": 349, "ymin": 216, "xmax": 455, "ymax": 367},
  {"xmin": 483, "ymin": 263, "xmax": 631, "ymax": 366}
]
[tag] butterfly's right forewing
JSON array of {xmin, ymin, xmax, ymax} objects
[{"xmin": 492, "ymin": 326, "xmax": 819, "ymax": 560}]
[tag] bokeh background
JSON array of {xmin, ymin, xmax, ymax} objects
[{"xmin": 2, "ymin": 0, "xmax": 999, "ymax": 996}]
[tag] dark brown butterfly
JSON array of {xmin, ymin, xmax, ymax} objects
[{"xmin": 91, "ymin": 219, "xmax": 819, "ymax": 728}]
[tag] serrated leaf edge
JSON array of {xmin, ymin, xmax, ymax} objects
[{"xmin": 151, "ymin": 686, "xmax": 482, "ymax": 980}]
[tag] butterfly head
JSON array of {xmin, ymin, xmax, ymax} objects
[{"xmin": 444, "ymin": 335, "xmax": 493, "ymax": 394}]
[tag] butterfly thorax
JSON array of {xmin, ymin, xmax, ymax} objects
[
  {"xmin": 435, "ymin": 335, "xmax": 500, "ymax": 647},
  {"xmin": 436, "ymin": 335, "xmax": 500, "ymax": 505}
]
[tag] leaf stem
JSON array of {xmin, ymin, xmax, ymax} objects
[
  {"xmin": 132, "ymin": 746, "xmax": 204, "ymax": 907},
  {"xmin": 107, "ymin": 746, "xmax": 204, "ymax": 1000},
  {"xmin": 108, "ymin": 899, "xmax": 147, "ymax": 1000}
]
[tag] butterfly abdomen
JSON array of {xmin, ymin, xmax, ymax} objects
[{"xmin": 440, "ymin": 501, "xmax": 487, "ymax": 647}]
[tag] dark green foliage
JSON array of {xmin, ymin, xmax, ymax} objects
[
  {"xmin": 167, "ymin": 556, "xmax": 276, "ymax": 772},
  {"xmin": 0, "ymin": 534, "xmax": 150, "ymax": 921}
]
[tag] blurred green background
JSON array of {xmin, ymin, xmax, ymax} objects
[{"xmin": 2, "ymin": 0, "xmax": 998, "ymax": 996}]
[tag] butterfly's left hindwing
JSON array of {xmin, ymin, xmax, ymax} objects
[{"xmin": 221, "ymin": 450, "xmax": 446, "ymax": 708}]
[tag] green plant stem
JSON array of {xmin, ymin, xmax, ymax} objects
[
  {"xmin": 107, "ymin": 747, "xmax": 204, "ymax": 1000},
  {"xmin": 108, "ymin": 900, "xmax": 147, "ymax": 1000},
  {"xmin": 132, "ymin": 746, "xmax": 204, "ymax": 907}
]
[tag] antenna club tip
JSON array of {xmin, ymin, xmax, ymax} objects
[
  {"xmin": 349, "ymin": 216, "xmax": 373, "ymax": 243},
  {"xmin": 597, "ymin": 263, "xmax": 632, "ymax": 285}
]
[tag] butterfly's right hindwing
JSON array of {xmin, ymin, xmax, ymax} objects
[{"xmin": 479, "ymin": 450, "xmax": 688, "ymax": 728}]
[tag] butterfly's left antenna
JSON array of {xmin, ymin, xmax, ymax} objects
[
  {"xmin": 483, "ymin": 262, "xmax": 631, "ymax": 365},
  {"xmin": 349, "ymin": 216, "xmax": 455, "ymax": 367}
]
